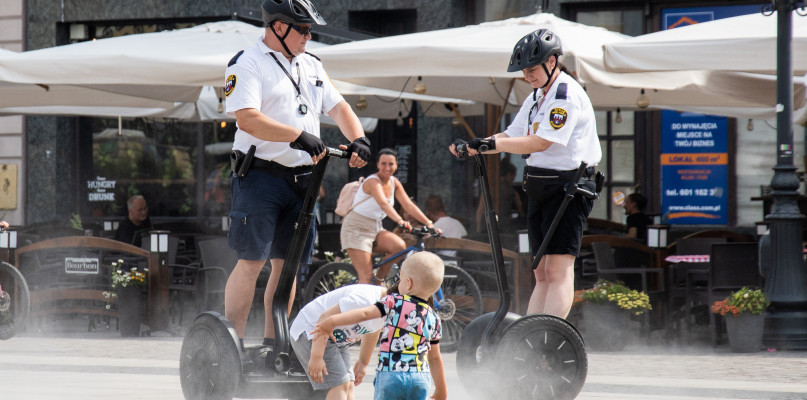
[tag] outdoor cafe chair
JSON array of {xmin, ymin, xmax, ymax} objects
[
  {"xmin": 666, "ymin": 237, "xmax": 726, "ymax": 338},
  {"xmin": 685, "ymin": 242, "xmax": 762, "ymax": 346}
]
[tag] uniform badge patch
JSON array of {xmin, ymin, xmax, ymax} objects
[
  {"xmin": 224, "ymin": 74, "xmax": 236, "ymax": 97},
  {"xmin": 549, "ymin": 108, "xmax": 567, "ymax": 130}
]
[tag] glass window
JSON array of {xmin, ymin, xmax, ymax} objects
[{"xmin": 81, "ymin": 118, "xmax": 230, "ymax": 219}]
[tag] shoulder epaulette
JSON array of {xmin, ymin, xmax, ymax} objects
[
  {"xmin": 228, "ymin": 50, "xmax": 244, "ymax": 67},
  {"xmin": 305, "ymin": 51, "xmax": 321, "ymax": 61},
  {"xmin": 556, "ymin": 82, "xmax": 568, "ymax": 100}
]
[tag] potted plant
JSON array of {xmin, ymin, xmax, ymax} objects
[
  {"xmin": 573, "ymin": 280, "xmax": 652, "ymax": 351},
  {"xmin": 711, "ymin": 287, "xmax": 769, "ymax": 352},
  {"xmin": 103, "ymin": 259, "xmax": 148, "ymax": 337}
]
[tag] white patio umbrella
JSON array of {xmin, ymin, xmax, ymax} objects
[
  {"xmin": 603, "ymin": 12, "xmax": 807, "ymax": 75},
  {"xmin": 0, "ymin": 21, "xmax": 474, "ymax": 120},
  {"xmin": 315, "ymin": 13, "xmax": 805, "ymax": 117}
]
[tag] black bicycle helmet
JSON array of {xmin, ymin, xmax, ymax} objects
[
  {"xmin": 261, "ymin": 0, "xmax": 326, "ymax": 26},
  {"xmin": 507, "ymin": 28, "xmax": 562, "ymax": 72}
]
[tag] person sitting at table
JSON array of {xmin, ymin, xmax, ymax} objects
[
  {"xmin": 115, "ymin": 194, "xmax": 153, "ymax": 247},
  {"xmin": 624, "ymin": 193, "xmax": 652, "ymax": 241}
]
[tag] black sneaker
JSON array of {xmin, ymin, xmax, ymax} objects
[
  {"xmin": 288, "ymin": 357, "xmax": 307, "ymax": 377},
  {"xmin": 243, "ymin": 345, "xmax": 274, "ymax": 375}
]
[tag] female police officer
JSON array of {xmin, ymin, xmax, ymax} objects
[
  {"xmin": 450, "ymin": 29, "xmax": 601, "ymax": 319},
  {"xmin": 224, "ymin": 0, "xmax": 371, "ymax": 353}
]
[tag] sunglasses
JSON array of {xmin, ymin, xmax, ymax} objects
[{"xmin": 288, "ymin": 23, "xmax": 313, "ymax": 36}]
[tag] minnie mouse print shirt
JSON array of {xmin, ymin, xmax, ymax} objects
[{"xmin": 373, "ymin": 293, "xmax": 441, "ymax": 373}]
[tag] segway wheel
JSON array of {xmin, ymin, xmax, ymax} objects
[
  {"xmin": 180, "ymin": 312, "xmax": 242, "ymax": 400},
  {"xmin": 494, "ymin": 315, "xmax": 587, "ymax": 400},
  {"xmin": 456, "ymin": 312, "xmax": 521, "ymax": 399},
  {"xmin": 302, "ymin": 262, "xmax": 357, "ymax": 304}
]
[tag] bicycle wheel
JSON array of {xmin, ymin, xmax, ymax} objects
[
  {"xmin": 0, "ymin": 261, "xmax": 31, "ymax": 340},
  {"xmin": 302, "ymin": 262, "xmax": 357, "ymax": 305},
  {"xmin": 436, "ymin": 265, "xmax": 483, "ymax": 353}
]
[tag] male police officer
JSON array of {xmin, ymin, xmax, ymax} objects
[{"xmin": 224, "ymin": 0, "xmax": 371, "ymax": 358}]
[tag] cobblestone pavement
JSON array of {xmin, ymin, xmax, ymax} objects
[{"xmin": 1, "ymin": 321, "xmax": 806, "ymax": 400}]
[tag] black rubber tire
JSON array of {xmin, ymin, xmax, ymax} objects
[
  {"xmin": 0, "ymin": 261, "xmax": 30, "ymax": 340},
  {"xmin": 180, "ymin": 312, "xmax": 242, "ymax": 400},
  {"xmin": 437, "ymin": 265, "xmax": 483, "ymax": 353},
  {"xmin": 456, "ymin": 311, "xmax": 521, "ymax": 399},
  {"xmin": 494, "ymin": 315, "xmax": 588, "ymax": 400},
  {"xmin": 302, "ymin": 262, "xmax": 357, "ymax": 305}
]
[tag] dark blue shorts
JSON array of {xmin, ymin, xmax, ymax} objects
[
  {"xmin": 228, "ymin": 172, "xmax": 315, "ymax": 263},
  {"xmin": 524, "ymin": 167, "xmax": 595, "ymax": 258}
]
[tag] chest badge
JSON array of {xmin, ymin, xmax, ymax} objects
[
  {"xmin": 549, "ymin": 108, "xmax": 567, "ymax": 130},
  {"xmin": 224, "ymin": 75, "xmax": 236, "ymax": 97}
]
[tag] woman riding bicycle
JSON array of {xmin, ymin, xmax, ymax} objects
[{"xmin": 340, "ymin": 148, "xmax": 440, "ymax": 284}]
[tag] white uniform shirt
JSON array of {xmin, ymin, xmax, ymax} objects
[
  {"xmin": 224, "ymin": 37, "xmax": 344, "ymax": 167},
  {"xmin": 290, "ymin": 284, "xmax": 386, "ymax": 345},
  {"xmin": 504, "ymin": 72, "xmax": 601, "ymax": 170},
  {"xmin": 351, "ymin": 175, "xmax": 395, "ymax": 221}
]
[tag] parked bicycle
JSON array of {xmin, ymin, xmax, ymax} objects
[
  {"xmin": 0, "ymin": 230, "xmax": 30, "ymax": 339},
  {"xmin": 302, "ymin": 226, "xmax": 483, "ymax": 353}
]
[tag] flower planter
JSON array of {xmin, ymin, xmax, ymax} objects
[
  {"xmin": 724, "ymin": 313, "xmax": 764, "ymax": 353},
  {"xmin": 117, "ymin": 286, "xmax": 145, "ymax": 337},
  {"xmin": 578, "ymin": 303, "xmax": 639, "ymax": 351}
]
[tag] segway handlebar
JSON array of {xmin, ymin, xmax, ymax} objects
[
  {"xmin": 455, "ymin": 141, "xmax": 491, "ymax": 157},
  {"xmin": 289, "ymin": 142, "xmax": 350, "ymax": 159}
]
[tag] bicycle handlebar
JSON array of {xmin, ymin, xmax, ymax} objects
[{"xmin": 399, "ymin": 225, "xmax": 441, "ymax": 238}]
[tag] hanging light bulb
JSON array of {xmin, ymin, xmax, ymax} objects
[
  {"xmin": 747, "ymin": 119, "xmax": 754, "ymax": 131},
  {"xmin": 413, "ymin": 76, "xmax": 427, "ymax": 94},
  {"xmin": 615, "ymin": 108, "xmax": 623, "ymax": 123},
  {"xmin": 396, "ymin": 111, "xmax": 404, "ymax": 127},
  {"xmin": 217, "ymin": 97, "xmax": 224, "ymax": 113},
  {"xmin": 636, "ymin": 89, "xmax": 650, "ymax": 109},
  {"xmin": 355, "ymin": 95, "xmax": 368, "ymax": 111}
]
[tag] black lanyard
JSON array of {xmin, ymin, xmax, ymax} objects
[{"xmin": 269, "ymin": 53, "xmax": 308, "ymax": 114}]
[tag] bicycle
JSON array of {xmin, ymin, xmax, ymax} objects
[
  {"xmin": 302, "ymin": 226, "xmax": 483, "ymax": 353},
  {"xmin": 0, "ymin": 252, "xmax": 30, "ymax": 339}
]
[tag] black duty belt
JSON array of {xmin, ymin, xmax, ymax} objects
[
  {"xmin": 252, "ymin": 158, "xmax": 313, "ymax": 182},
  {"xmin": 525, "ymin": 166, "xmax": 596, "ymax": 179}
]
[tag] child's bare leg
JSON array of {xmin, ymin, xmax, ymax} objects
[{"xmin": 325, "ymin": 381, "xmax": 351, "ymax": 400}]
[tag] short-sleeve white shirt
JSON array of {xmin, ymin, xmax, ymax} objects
[
  {"xmin": 224, "ymin": 37, "xmax": 344, "ymax": 167},
  {"xmin": 504, "ymin": 72, "xmax": 601, "ymax": 170},
  {"xmin": 290, "ymin": 284, "xmax": 386, "ymax": 345}
]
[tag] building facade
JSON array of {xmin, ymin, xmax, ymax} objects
[{"xmin": 0, "ymin": 0, "xmax": 800, "ymax": 237}]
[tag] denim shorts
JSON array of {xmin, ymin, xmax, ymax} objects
[
  {"xmin": 228, "ymin": 171, "xmax": 315, "ymax": 262},
  {"xmin": 290, "ymin": 331, "xmax": 353, "ymax": 391},
  {"xmin": 373, "ymin": 371, "xmax": 432, "ymax": 400}
]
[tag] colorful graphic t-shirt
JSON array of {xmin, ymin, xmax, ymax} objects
[{"xmin": 374, "ymin": 293, "xmax": 441, "ymax": 373}]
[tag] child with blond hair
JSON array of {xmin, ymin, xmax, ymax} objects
[{"xmin": 312, "ymin": 251, "xmax": 447, "ymax": 400}]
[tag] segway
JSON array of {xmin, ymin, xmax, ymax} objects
[
  {"xmin": 455, "ymin": 143, "xmax": 601, "ymax": 400},
  {"xmin": 179, "ymin": 146, "xmax": 348, "ymax": 400}
]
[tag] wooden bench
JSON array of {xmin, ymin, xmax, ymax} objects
[
  {"xmin": 424, "ymin": 237, "xmax": 531, "ymax": 315},
  {"xmin": 15, "ymin": 236, "xmax": 167, "ymax": 331}
]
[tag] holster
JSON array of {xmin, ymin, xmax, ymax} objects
[{"xmin": 230, "ymin": 145, "xmax": 256, "ymax": 178}]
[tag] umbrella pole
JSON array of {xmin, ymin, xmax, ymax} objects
[
  {"xmin": 449, "ymin": 103, "xmax": 478, "ymax": 139},
  {"xmin": 763, "ymin": 1, "xmax": 807, "ymax": 350},
  {"xmin": 493, "ymin": 78, "xmax": 517, "ymax": 131}
]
